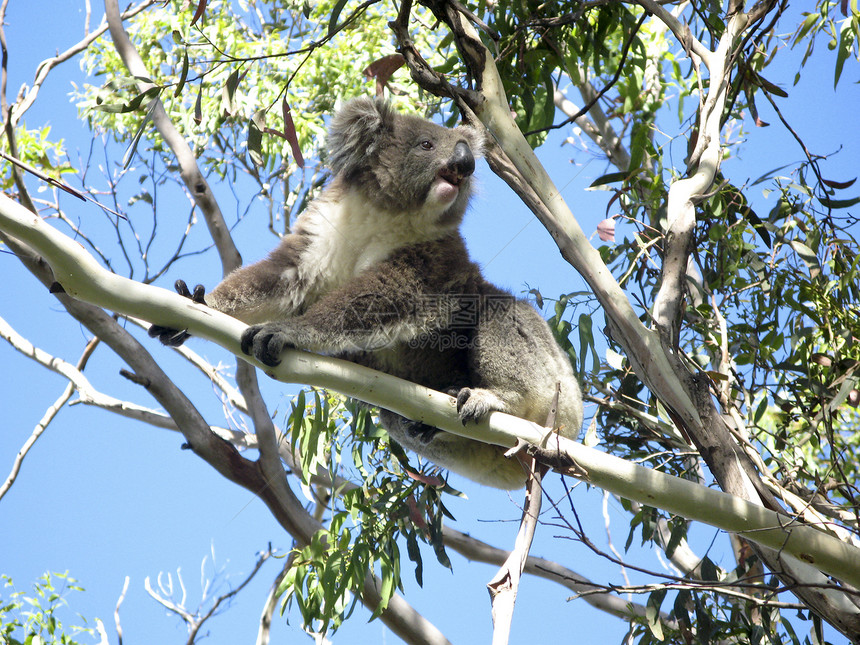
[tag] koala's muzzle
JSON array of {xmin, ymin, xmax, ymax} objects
[{"xmin": 438, "ymin": 141, "xmax": 475, "ymax": 186}]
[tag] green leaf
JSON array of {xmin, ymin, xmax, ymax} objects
[
  {"xmin": 646, "ymin": 588, "xmax": 666, "ymax": 640},
  {"xmin": 789, "ymin": 240, "xmax": 821, "ymax": 277},
  {"xmin": 699, "ymin": 556, "xmax": 719, "ymax": 582},
  {"xmin": 628, "ymin": 121, "xmax": 649, "ymax": 173},
  {"xmin": 588, "ymin": 171, "xmax": 632, "ymax": 188},
  {"xmin": 664, "ymin": 519, "xmax": 686, "ymax": 558},
  {"xmin": 122, "ymin": 98, "xmax": 158, "ymax": 168},
  {"xmin": 818, "ymin": 194, "xmax": 860, "ymax": 209},
  {"xmin": 222, "ymin": 69, "xmax": 240, "ymax": 115},
  {"xmin": 328, "ymin": 0, "xmax": 349, "ymax": 36},
  {"xmin": 582, "ymin": 417, "xmax": 599, "ymax": 447},
  {"xmin": 834, "ymin": 20, "xmax": 856, "ymax": 88},
  {"xmin": 93, "ymin": 86, "xmax": 160, "ymax": 114},
  {"xmin": 193, "ymin": 82, "xmax": 203, "ymax": 124},
  {"xmin": 248, "ymin": 110, "xmax": 265, "ymax": 167},
  {"xmin": 174, "ymin": 51, "xmax": 189, "ymax": 98}
]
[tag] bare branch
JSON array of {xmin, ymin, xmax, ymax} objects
[
  {"xmin": 8, "ymin": 0, "xmax": 157, "ymax": 127},
  {"xmin": 103, "ymin": 0, "xmax": 241, "ymax": 274},
  {"xmin": 651, "ymin": 10, "xmax": 749, "ymax": 345},
  {"xmin": 631, "ymin": 0, "xmax": 713, "ymax": 64},
  {"xmin": 0, "ymin": 328, "xmax": 98, "ymax": 502},
  {"xmin": 554, "ymin": 89, "xmax": 630, "ymax": 171},
  {"xmin": 488, "ymin": 456, "xmax": 541, "ymax": 645},
  {"xmin": 257, "ymin": 557, "xmax": 292, "ymax": 645},
  {"xmin": 115, "ymin": 576, "xmax": 129, "ymax": 645},
  {"xmin": 2, "ymin": 194, "xmax": 860, "ymax": 598},
  {"xmin": 443, "ymin": 526, "xmax": 678, "ymax": 628},
  {"xmin": 186, "ymin": 549, "xmax": 274, "ymax": 644}
]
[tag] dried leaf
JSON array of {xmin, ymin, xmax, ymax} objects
[
  {"xmin": 282, "ymin": 99, "xmax": 305, "ymax": 168},
  {"xmin": 190, "ymin": 0, "xmax": 207, "ymax": 26},
  {"xmin": 363, "ymin": 54, "xmax": 406, "ymax": 96},
  {"xmin": 822, "ymin": 176, "xmax": 857, "ymax": 190}
]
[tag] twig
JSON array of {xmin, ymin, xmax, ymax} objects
[
  {"xmin": 526, "ymin": 12, "xmax": 648, "ymax": 137},
  {"xmin": 104, "ymin": 0, "xmax": 241, "ymax": 274},
  {"xmin": 8, "ymin": 0, "xmax": 157, "ymax": 127},
  {"xmin": 115, "ymin": 576, "xmax": 129, "ymax": 645},
  {"xmin": 487, "ymin": 453, "xmax": 542, "ymax": 645},
  {"xmin": 257, "ymin": 554, "xmax": 294, "ymax": 645},
  {"xmin": 0, "ymin": 331, "xmax": 99, "ymax": 502},
  {"xmin": 489, "ymin": 386, "xmax": 561, "ymax": 644}
]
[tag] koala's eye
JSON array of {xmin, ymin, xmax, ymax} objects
[{"xmin": 419, "ymin": 140, "xmax": 434, "ymax": 151}]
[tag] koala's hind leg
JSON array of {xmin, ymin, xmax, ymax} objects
[
  {"xmin": 467, "ymin": 295, "xmax": 583, "ymax": 438},
  {"xmin": 378, "ymin": 410, "xmax": 527, "ymax": 490}
]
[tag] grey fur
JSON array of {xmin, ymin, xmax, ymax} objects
[{"xmin": 151, "ymin": 97, "xmax": 582, "ymax": 489}]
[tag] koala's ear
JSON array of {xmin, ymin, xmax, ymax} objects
[{"xmin": 328, "ymin": 97, "xmax": 396, "ymax": 178}]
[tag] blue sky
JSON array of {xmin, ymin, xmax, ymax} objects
[{"xmin": 1, "ymin": 2, "xmax": 858, "ymax": 644}]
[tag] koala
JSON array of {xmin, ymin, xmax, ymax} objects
[{"xmin": 150, "ymin": 96, "xmax": 583, "ymax": 489}]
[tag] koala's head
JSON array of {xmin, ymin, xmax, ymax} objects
[{"xmin": 327, "ymin": 97, "xmax": 483, "ymax": 225}]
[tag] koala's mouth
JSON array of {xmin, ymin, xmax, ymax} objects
[
  {"xmin": 432, "ymin": 169, "xmax": 469, "ymax": 206},
  {"xmin": 437, "ymin": 169, "xmax": 466, "ymax": 187}
]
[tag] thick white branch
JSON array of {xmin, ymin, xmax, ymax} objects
[
  {"xmin": 652, "ymin": 10, "xmax": 749, "ymax": 336},
  {"xmin": 2, "ymin": 193, "xmax": 860, "ymax": 590}
]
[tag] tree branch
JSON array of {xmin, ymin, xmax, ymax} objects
[
  {"xmin": 103, "ymin": 0, "xmax": 241, "ymax": 274},
  {"xmin": 0, "ymin": 330, "xmax": 98, "ymax": 502},
  {"xmin": 0, "ymin": 195, "xmax": 450, "ymax": 645},
  {"xmin": 392, "ymin": 2, "xmax": 860, "ymax": 636},
  {"xmin": 2, "ymin": 193, "xmax": 860, "ymax": 594},
  {"xmin": 443, "ymin": 527, "xmax": 678, "ymax": 628}
]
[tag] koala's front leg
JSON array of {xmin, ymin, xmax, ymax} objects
[
  {"xmin": 148, "ymin": 280, "xmax": 207, "ymax": 346},
  {"xmin": 240, "ymin": 321, "xmax": 309, "ymax": 367},
  {"xmin": 454, "ymin": 387, "xmax": 508, "ymax": 424}
]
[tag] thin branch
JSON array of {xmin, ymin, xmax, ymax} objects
[
  {"xmin": 527, "ymin": 12, "xmax": 648, "ymax": 138},
  {"xmin": 488, "ymin": 457, "xmax": 541, "ymax": 645},
  {"xmin": 2, "ymin": 193, "xmax": 860, "ymax": 595},
  {"xmin": 489, "ymin": 387, "xmax": 560, "ymax": 644},
  {"xmin": 115, "ymin": 576, "xmax": 129, "ymax": 645},
  {"xmin": 631, "ymin": 0, "xmax": 713, "ymax": 64},
  {"xmin": 554, "ymin": 89, "xmax": 630, "ymax": 171},
  {"xmin": 257, "ymin": 556, "xmax": 293, "ymax": 645},
  {"xmin": 651, "ymin": 10, "xmax": 749, "ymax": 345},
  {"xmin": 145, "ymin": 575, "xmax": 196, "ymax": 625},
  {"xmin": 0, "ymin": 330, "xmax": 98, "ymax": 502},
  {"xmin": 443, "ymin": 526, "xmax": 678, "ymax": 628},
  {"xmin": 103, "ymin": 0, "xmax": 241, "ymax": 274},
  {"xmin": 186, "ymin": 549, "xmax": 274, "ymax": 644},
  {"xmin": 8, "ymin": 0, "xmax": 157, "ymax": 127}
]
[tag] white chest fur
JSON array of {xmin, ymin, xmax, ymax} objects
[{"xmin": 295, "ymin": 188, "xmax": 454, "ymax": 299}]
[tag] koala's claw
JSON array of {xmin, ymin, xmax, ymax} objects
[
  {"xmin": 175, "ymin": 279, "xmax": 207, "ymax": 305},
  {"xmin": 241, "ymin": 324, "xmax": 291, "ymax": 367},
  {"xmin": 455, "ymin": 387, "xmax": 504, "ymax": 425},
  {"xmin": 403, "ymin": 421, "xmax": 441, "ymax": 444},
  {"xmin": 148, "ymin": 280, "xmax": 208, "ymax": 347},
  {"xmin": 148, "ymin": 326, "xmax": 191, "ymax": 347}
]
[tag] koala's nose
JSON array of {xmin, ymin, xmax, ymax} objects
[{"xmin": 450, "ymin": 141, "xmax": 475, "ymax": 178}]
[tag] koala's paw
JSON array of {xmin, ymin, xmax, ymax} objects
[
  {"xmin": 241, "ymin": 323, "xmax": 295, "ymax": 367},
  {"xmin": 455, "ymin": 387, "xmax": 506, "ymax": 425},
  {"xmin": 148, "ymin": 280, "xmax": 207, "ymax": 347},
  {"xmin": 403, "ymin": 421, "xmax": 441, "ymax": 444}
]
